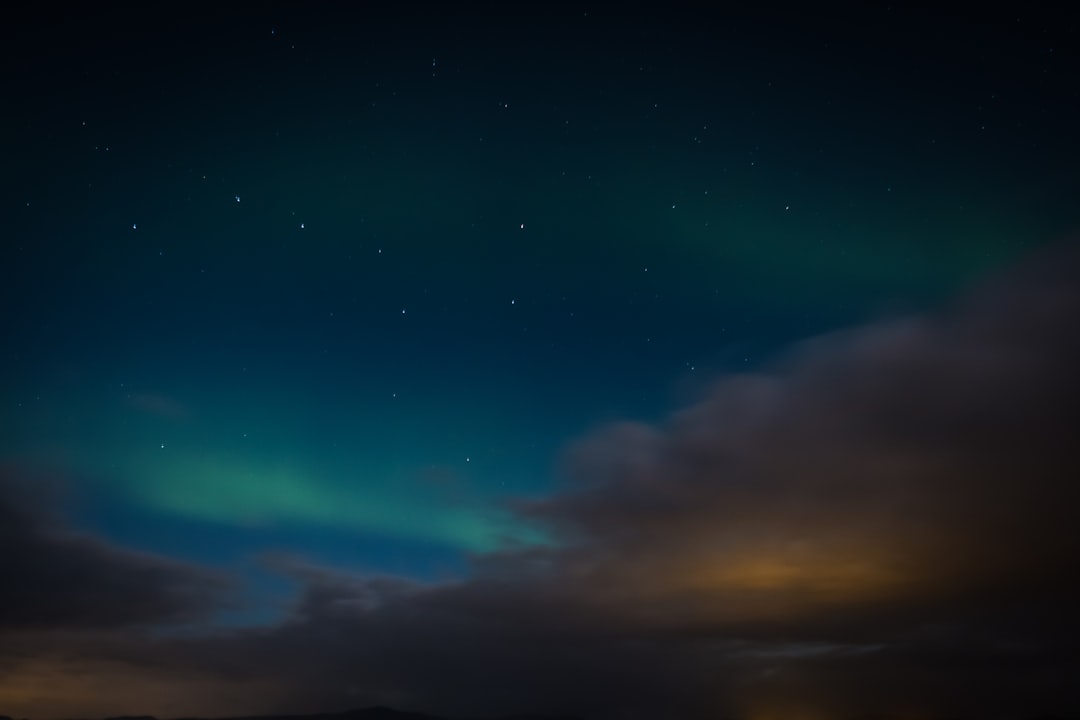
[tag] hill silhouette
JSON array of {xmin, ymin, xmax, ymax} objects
[
  {"xmin": 170, "ymin": 707, "xmax": 582, "ymax": 720},
  {"xmin": 11, "ymin": 709, "xmax": 1075, "ymax": 720},
  {"xmin": 4, "ymin": 709, "xmax": 1079, "ymax": 720}
]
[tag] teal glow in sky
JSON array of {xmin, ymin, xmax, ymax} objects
[
  {"xmin": 3, "ymin": 3, "xmax": 1069, "ymax": 573},
  {"xmin": 3, "ymin": 3, "xmax": 1069, "ymax": 569}
]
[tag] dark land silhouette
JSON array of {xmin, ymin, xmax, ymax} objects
[
  {"xmin": 2, "ymin": 709, "xmax": 1077, "ymax": 720},
  {"xmin": 128, "ymin": 709, "xmax": 581, "ymax": 720}
]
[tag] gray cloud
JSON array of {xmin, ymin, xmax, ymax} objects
[{"xmin": 0, "ymin": 471, "xmax": 233, "ymax": 631}]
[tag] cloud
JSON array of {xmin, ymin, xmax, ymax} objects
[
  {"xmin": 512, "ymin": 245, "xmax": 1080, "ymax": 642},
  {"xmin": 2, "ymin": 246, "xmax": 1078, "ymax": 719},
  {"xmin": 0, "ymin": 469, "xmax": 233, "ymax": 631}
]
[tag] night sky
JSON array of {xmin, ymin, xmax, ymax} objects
[{"xmin": 2, "ymin": 4, "xmax": 1079, "ymax": 719}]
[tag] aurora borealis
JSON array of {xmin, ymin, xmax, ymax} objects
[{"xmin": 2, "ymin": 4, "xmax": 1079, "ymax": 719}]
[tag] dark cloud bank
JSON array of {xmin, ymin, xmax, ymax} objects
[
  {"xmin": 0, "ymin": 477, "xmax": 230, "ymax": 632},
  {"xmin": 2, "ymin": 246, "xmax": 1079, "ymax": 719}
]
